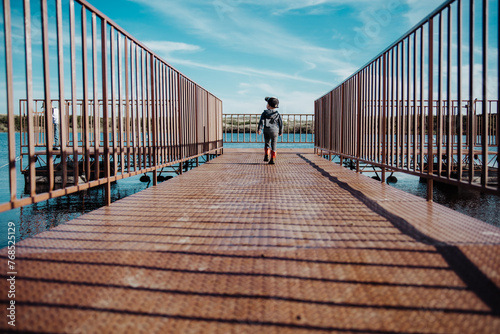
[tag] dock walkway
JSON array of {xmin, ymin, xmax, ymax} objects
[{"xmin": 2, "ymin": 149, "xmax": 500, "ymax": 333}]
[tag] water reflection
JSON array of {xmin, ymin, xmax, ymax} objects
[
  {"xmin": 373, "ymin": 172, "xmax": 500, "ymax": 227},
  {"xmin": 0, "ymin": 173, "xmax": 164, "ymax": 248}
]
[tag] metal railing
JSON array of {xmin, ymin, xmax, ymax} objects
[
  {"xmin": 315, "ymin": 0, "xmax": 499, "ymax": 199},
  {"xmin": 1, "ymin": 0, "xmax": 223, "ymax": 213},
  {"xmin": 223, "ymin": 114, "xmax": 314, "ymax": 143}
]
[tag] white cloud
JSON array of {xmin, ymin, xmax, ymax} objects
[
  {"xmin": 144, "ymin": 41, "xmax": 202, "ymax": 57},
  {"xmin": 223, "ymin": 83, "xmax": 318, "ymax": 114},
  {"xmin": 129, "ymin": 0, "xmax": 354, "ymax": 77},
  {"xmin": 164, "ymin": 56, "xmax": 334, "ymax": 86},
  {"xmin": 403, "ymin": 0, "xmax": 442, "ymax": 26}
]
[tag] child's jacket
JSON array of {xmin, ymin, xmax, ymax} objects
[{"xmin": 258, "ymin": 109, "xmax": 283, "ymax": 136}]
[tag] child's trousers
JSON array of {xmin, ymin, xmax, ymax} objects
[{"xmin": 263, "ymin": 127, "xmax": 279, "ymax": 152}]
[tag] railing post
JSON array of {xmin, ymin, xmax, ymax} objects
[
  {"xmin": 151, "ymin": 54, "xmax": 157, "ymax": 186},
  {"xmin": 382, "ymin": 53, "xmax": 387, "ymax": 184},
  {"xmin": 24, "ymin": 0, "xmax": 36, "ymax": 197},
  {"xmin": 4, "ymin": 0, "xmax": 16, "ymax": 204},
  {"xmin": 56, "ymin": 0, "xmax": 67, "ymax": 189},
  {"xmin": 177, "ymin": 72, "xmax": 183, "ymax": 174},
  {"xmin": 101, "ymin": 18, "xmax": 110, "ymax": 205},
  {"xmin": 481, "ymin": 0, "xmax": 488, "ymax": 188},
  {"xmin": 427, "ymin": 17, "xmax": 434, "ymax": 202},
  {"xmin": 339, "ymin": 83, "xmax": 344, "ymax": 166},
  {"xmin": 81, "ymin": 7, "xmax": 90, "ymax": 184},
  {"xmin": 356, "ymin": 69, "xmax": 362, "ymax": 173},
  {"xmin": 41, "ymin": 0, "xmax": 54, "ymax": 191}
]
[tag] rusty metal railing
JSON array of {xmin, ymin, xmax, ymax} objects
[
  {"xmin": 1, "ymin": 0, "xmax": 223, "ymax": 213},
  {"xmin": 223, "ymin": 114, "xmax": 314, "ymax": 143},
  {"xmin": 315, "ymin": 0, "xmax": 499, "ymax": 200}
]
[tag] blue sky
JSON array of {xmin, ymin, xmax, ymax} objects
[{"xmin": 86, "ymin": 0, "xmax": 443, "ymax": 114}]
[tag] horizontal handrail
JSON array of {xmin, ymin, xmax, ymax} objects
[
  {"xmin": 1, "ymin": 0, "xmax": 223, "ymax": 213},
  {"xmin": 315, "ymin": 0, "xmax": 499, "ymax": 199},
  {"xmin": 223, "ymin": 114, "xmax": 314, "ymax": 144}
]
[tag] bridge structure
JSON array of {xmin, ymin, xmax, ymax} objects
[{"xmin": 1, "ymin": 0, "xmax": 499, "ymax": 332}]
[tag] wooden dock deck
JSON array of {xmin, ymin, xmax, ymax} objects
[{"xmin": 2, "ymin": 148, "xmax": 500, "ymax": 333}]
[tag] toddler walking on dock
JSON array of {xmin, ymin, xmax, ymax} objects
[{"xmin": 257, "ymin": 97, "xmax": 283, "ymax": 165}]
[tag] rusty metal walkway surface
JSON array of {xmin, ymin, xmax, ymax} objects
[{"xmin": 2, "ymin": 148, "xmax": 500, "ymax": 333}]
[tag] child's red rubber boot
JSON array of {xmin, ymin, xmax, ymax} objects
[
  {"xmin": 269, "ymin": 150, "xmax": 276, "ymax": 165},
  {"xmin": 264, "ymin": 148, "xmax": 270, "ymax": 162}
]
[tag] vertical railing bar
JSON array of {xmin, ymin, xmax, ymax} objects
[
  {"xmin": 134, "ymin": 43, "xmax": 140, "ymax": 170},
  {"xmin": 299, "ymin": 114, "xmax": 303, "ymax": 142},
  {"xmin": 147, "ymin": 53, "xmax": 152, "ymax": 169},
  {"xmin": 293, "ymin": 114, "xmax": 296, "ymax": 143},
  {"xmin": 130, "ymin": 42, "xmax": 136, "ymax": 170},
  {"xmin": 180, "ymin": 75, "xmax": 184, "ymax": 163},
  {"xmin": 230, "ymin": 114, "xmax": 233, "ymax": 143},
  {"xmin": 347, "ymin": 81, "xmax": 351, "ymax": 155},
  {"xmin": 395, "ymin": 43, "xmax": 400, "ymax": 168},
  {"xmin": 117, "ymin": 34, "xmax": 125, "ymax": 176},
  {"xmin": 438, "ymin": 12, "xmax": 444, "ymax": 178},
  {"xmin": 330, "ymin": 92, "xmax": 333, "ymax": 153},
  {"xmin": 139, "ymin": 49, "xmax": 144, "ymax": 169},
  {"xmin": 195, "ymin": 84, "xmax": 199, "ymax": 157},
  {"xmin": 351, "ymin": 81, "xmax": 355, "ymax": 155},
  {"xmin": 56, "ymin": 0, "xmax": 67, "ymax": 188},
  {"xmin": 368, "ymin": 63, "xmax": 376, "ymax": 161},
  {"xmin": 364, "ymin": 67, "xmax": 369, "ymax": 162},
  {"xmin": 101, "ymin": 18, "xmax": 110, "ymax": 204},
  {"xmin": 174, "ymin": 69, "xmax": 178, "ymax": 161},
  {"xmin": 288, "ymin": 114, "xmax": 291, "ymax": 143},
  {"xmin": 468, "ymin": 0, "xmax": 475, "ymax": 184},
  {"xmin": 380, "ymin": 57, "xmax": 384, "ymax": 166},
  {"xmin": 340, "ymin": 83, "xmax": 344, "ymax": 165},
  {"xmin": 420, "ymin": 26, "xmax": 425, "ymax": 175},
  {"xmin": 498, "ymin": 0, "xmax": 500, "ymax": 191},
  {"xmin": 356, "ymin": 68, "xmax": 362, "ymax": 171},
  {"xmin": 382, "ymin": 53, "xmax": 387, "ymax": 182},
  {"xmin": 206, "ymin": 90, "xmax": 210, "ymax": 152},
  {"xmin": 406, "ymin": 35, "xmax": 410, "ymax": 171},
  {"xmin": 457, "ymin": 0, "xmax": 463, "ymax": 181},
  {"xmin": 377, "ymin": 58, "xmax": 382, "ymax": 165},
  {"xmin": 69, "ymin": 0, "xmax": 79, "ymax": 185},
  {"xmin": 236, "ymin": 114, "xmax": 239, "ymax": 144},
  {"xmin": 4, "ymin": 0, "xmax": 17, "ymax": 202},
  {"xmin": 23, "ymin": 0, "xmax": 36, "ymax": 196},
  {"xmin": 177, "ymin": 73, "xmax": 182, "ymax": 168},
  {"xmin": 162, "ymin": 63, "xmax": 166, "ymax": 163},
  {"xmin": 125, "ymin": 38, "xmax": 131, "ymax": 173},
  {"xmin": 81, "ymin": 6, "xmax": 90, "ymax": 183},
  {"xmin": 160, "ymin": 63, "xmax": 166, "ymax": 164},
  {"xmin": 366, "ymin": 65, "xmax": 371, "ymax": 162},
  {"xmin": 141, "ymin": 50, "xmax": 147, "ymax": 170},
  {"xmin": 151, "ymin": 54, "xmax": 157, "ymax": 185},
  {"xmin": 402, "ymin": 39, "xmax": 407, "ymax": 170},
  {"xmin": 481, "ymin": 0, "xmax": 488, "ymax": 187},
  {"xmin": 447, "ymin": 5, "xmax": 453, "ymax": 179},
  {"xmin": 92, "ymin": 13, "xmax": 100, "ymax": 180},
  {"xmin": 41, "ymin": 0, "xmax": 54, "ymax": 191},
  {"xmin": 390, "ymin": 49, "xmax": 394, "ymax": 167},
  {"xmin": 427, "ymin": 17, "xmax": 434, "ymax": 201},
  {"xmin": 110, "ymin": 27, "xmax": 118, "ymax": 180},
  {"xmin": 166, "ymin": 67, "xmax": 171, "ymax": 161},
  {"xmin": 413, "ymin": 31, "xmax": 418, "ymax": 172},
  {"xmin": 159, "ymin": 61, "xmax": 164, "ymax": 166}
]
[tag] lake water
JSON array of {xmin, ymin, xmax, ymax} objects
[{"xmin": 0, "ymin": 132, "xmax": 499, "ymax": 248}]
